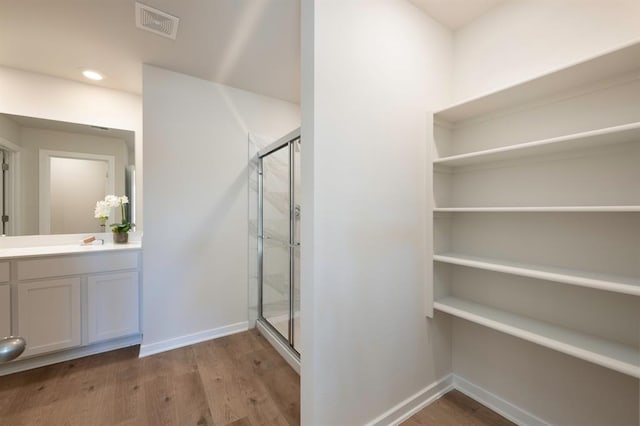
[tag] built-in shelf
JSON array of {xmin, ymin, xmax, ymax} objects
[
  {"xmin": 433, "ymin": 206, "xmax": 640, "ymax": 213},
  {"xmin": 434, "ymin": 297, "xmax": 640, "ymax": 379},
  {"xmin": 434, "ymin": 253, "xmax": 640, "ymax": 296},
  {"xmin": 429, "ymin": 41, "xmax": 640, "ymax": 384},
  {"xmin": 434, "ymin": 206, "xmax": 640, "ymax": 213},
  {"xmin": 434, "ymin": 122, "xmax": 640, "ymax": 167},
  {"xmin": 434, "ymin": 42, "xmax": 640, "ymax": 123}
]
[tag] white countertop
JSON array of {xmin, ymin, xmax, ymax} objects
[{"xmin": 0, "ymin": 241, "xmax": 142, "ymax": 260}]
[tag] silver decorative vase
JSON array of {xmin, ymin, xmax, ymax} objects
[{"xmin": 0, "ymin": 336, "xmax": 26, "ymax": 362}]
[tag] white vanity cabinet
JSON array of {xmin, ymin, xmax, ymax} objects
[
  {"xmin": 17, "ymin": 277, "xmax": 82, "ymax": 357},
  {"xmin": 87, "ymin": 271, "xmax": 139, "ymax": 343},
  {"xmin": 0, "ymin": 244, "xmax": 142, "ymax": 374},
  {"xmin": 0, "ymin": 262, "xmax": 11, "ymax": 337},
  {"xmin": 0, "ymin": 284, "xmax": 10, "ymax": 338}
]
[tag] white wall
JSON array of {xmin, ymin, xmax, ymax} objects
[
  {"xmin": 301, "ymin": 1, "xmax": 453, "ymax": 423},
  {"xmin": 0, "ymin": 66, "xmax": 143, "ymax": 229},
  {"xmin": 447, "ymin": 2, "xmax": 640, "ymax": 425},
  {"xmin": 453, "ymin": 0, "xmax": 640, "ymax": 102},
  {"xmin": 141, "ymin": 65, "xmax": 299, "ymax": 351}
]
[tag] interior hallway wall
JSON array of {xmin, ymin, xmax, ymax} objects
[
  {"xmin": 300, "ymin": 0, "xmax": 454, "ymax": 423},
  {"xmin": 142, "ymin": 65, "xmax": 299, "ymax": 353}
]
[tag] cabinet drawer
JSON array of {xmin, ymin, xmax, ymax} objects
[
  {"xmin": 0, "ymin": 285, "xmax": 9, "ymax": 337},
  {"xmin": 17, "ymin": 252, "xmax": 138, "ymax": 281},
  {"xmin": 0, "ymin": 262, "xmax": 9, "ymax": 282}
]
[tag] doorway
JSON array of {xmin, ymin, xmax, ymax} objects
[{"xmin": 39, "ymin": 150, "xmax": 115, "ymax": 234}]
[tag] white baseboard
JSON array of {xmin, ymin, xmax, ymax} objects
[
  {"xmin": 0, "ymin": 334, "xmax": 142, "ymax": 376},
  {"xmin": 364, "ymin": 373, "xmax": 551, "ymax": 426},
  {"xmin": 453, "ymin": 375, "xmax": 551, "ymax": 426},
  {"xmin": 256, "ymin": 319, "xmax": 300, "ymax": 375},
  {"xmin": 367, "ymin": 374, "xmax": 455, "ymax": 426},
  {"xmin": 139, "ymin": 321, "xmax": 248, "ymax": 358}
]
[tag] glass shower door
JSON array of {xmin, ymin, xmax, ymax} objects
[
  {"xmin": 258, "ymin": 132, "xmax": 301, "ymax": 356},
  {"xmin": 260, "ymin": 145, "xmax": 291, "ymax": 341}
]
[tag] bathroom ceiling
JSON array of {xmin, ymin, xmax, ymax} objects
[
  {"xmin": 0, "ymin": 0, "xmax": 300, "ymax": 102},
  {"xmin": 409, "ymin": 0, "xmax": 505, "ymax": 29},
  {"xmin": 0, "ymin": 1, "xmax": 503, "ymax": 103}
]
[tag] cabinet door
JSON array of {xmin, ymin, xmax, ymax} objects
[
  {"xmin": 17, "ymin": 278, "xmax": 81, "ymax": 357},
  {"xmin": 87, "ymin": 272, "xmax": 139, "ymax": 343},
  {"xmin": 0, "ymin": 285, "xmax": 10, "ymax": 337}
]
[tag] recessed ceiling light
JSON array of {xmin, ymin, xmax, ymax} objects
[{"xmin": 82, "ymin": 70, "xmax": 104, "ymax": 81}]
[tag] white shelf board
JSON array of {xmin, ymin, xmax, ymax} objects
[
  {"xmin": 435, "ymin": 41, "xmax": 640, "ymax": 123},
  {"xmin": 434, "ymin": 122, "xmax": 640, "ymax": 167},
  {"xmin": 434, "ymin": 253, "xmax": 640, "ymax": 297},
  {"xmin": 434, "ymin": 297, "xmax": 640, "ymax": 379},
  {"xmin": 434, "ymin": 206, "xmax": 640, "ymax": 213}
]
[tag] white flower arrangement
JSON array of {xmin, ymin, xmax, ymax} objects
[
  {"xmin": 94, "ymin": 195, "xmax": 132, "ymax": 233},
  {"xmin": 94, "ymin": 200, "xmax": 111, "ymax": 222}
]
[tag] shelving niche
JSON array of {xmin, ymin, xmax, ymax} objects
[{"xmin": 428, "ymin": 42, "xmax": 640, "ymax": 379}]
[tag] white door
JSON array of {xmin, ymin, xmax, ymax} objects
[
  {"xmin": 39, "ymin": 150, "xmax": 115, "ymax": 234},
  {"xmin": 17, "ymin": 278, "xmax": 81, "ymax": 357},
  {"xmin": 87, "ymin": 272, "xmax": 139, "ymax": 343},
  {"xmin": 49, "ymin": 157, "xmax": 109, "ymax": 234}
]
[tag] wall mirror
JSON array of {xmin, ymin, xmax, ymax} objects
[{"xmin": 0, "ymin": 113, "xmax": 135, "ymax": 236}]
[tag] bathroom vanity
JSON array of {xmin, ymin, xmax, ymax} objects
[{"xmin": 0, "ymin": 239, "xmax": 142, "ymax": 375}]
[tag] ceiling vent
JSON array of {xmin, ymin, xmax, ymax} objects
[{"xmin": 135, "ymin": 2, "xmax": 179, "ymax": 40}]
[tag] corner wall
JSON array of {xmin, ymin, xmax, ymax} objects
[
  {"xmin": 301, "ymin": 1, "xmax": 454, "ymax": 423},
  {"xmin": 141, "ymin": 65, "xmax": 299, "ymax": 352}
]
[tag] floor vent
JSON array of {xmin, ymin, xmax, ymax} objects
[{"xmin": 135, "ymin": 2, "xmax": 179, "ymax": 40}]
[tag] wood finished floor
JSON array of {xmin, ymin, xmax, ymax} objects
[
  {"xmin": 0, "ymin": 329, "xmax": 513, "ymax": 426},
  {"xmin": 0, "ymin": 330, "xmax": 299, "ymax": 426}
]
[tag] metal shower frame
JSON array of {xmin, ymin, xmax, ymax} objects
[{"xmin": 257, "ymin": 128, "xmax": 301, "ymax": 357}]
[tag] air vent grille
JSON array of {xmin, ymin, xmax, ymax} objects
[{"xmin": 135, "ymin": 2, "xmax": 179, "ymax": 40}]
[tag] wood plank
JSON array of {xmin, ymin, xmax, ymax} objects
[
  {"xmin": 43, "ymin": 348, "xmax": 114, "ymax": 425},
  {"xmin": 111, "ymin": 347, "xmax": 145, "ymax": 424},
  {"xmin": 0, "ymin": 360, "xmax": 64, "ymax": 424},
  {"xmin": 193, "ymin": 337, "xmax": 249, "ymax": 425},
  {"xmin": 404, "ymin": 390, "xmax": 516, "ymax": 426},
  {"xmin": 140, "ymin": 346, "xmax": 213, "ymax": 426},
  {"xmin": 221, "ymin": 333, "xmax": 291, "ymax": 426}
]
